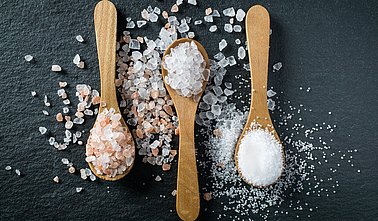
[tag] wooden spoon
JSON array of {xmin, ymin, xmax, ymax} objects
[
  {"xmin": 88, "ymin": 0, "xmax": 135, "ymax": 181},
  {"xmin": 161, "ymin": 38, "xmax": 209, "ymax": 221},
  {"xmin": 234, "ymin": 5, "xmax": 284, "ymax": 187}
]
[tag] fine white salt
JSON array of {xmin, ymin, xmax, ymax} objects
[{"xmin": 237, "ymin": 127, "xmax": 284, "ymax": 186}]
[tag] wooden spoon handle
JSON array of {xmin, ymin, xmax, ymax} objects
[
  {"xmin": 176, "ymin": 117, "xmax": 200, "ymax": 221},
  {"xmin": 246, "ymin": 5, "xmax": 270, "ymax": 125},
  {"xmin": 94, "ymin": 0, "xmax": 118, "ymax": 110}
]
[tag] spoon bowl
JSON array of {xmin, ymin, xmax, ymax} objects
[
  {"xmin": 88, "ymin": 0, "xmax": 135, "ymax": 181},
  {"xmin": 234, "ymin": 5, "xmax": 285, "ymax": 187},
  {"xmin": 162, "ymin": 38, "xmax": 209, "ymax": 221}
]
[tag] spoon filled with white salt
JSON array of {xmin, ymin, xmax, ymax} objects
[
  {"xmin": 162, "ymin": 38, "xmax": 210, "ymax": 221},
  {"xmin": 85, "ymin": 0, "xmax": 135, "ymax": 181},
  {"xmin": 235, "ymin": 5, "xmax": 284, "ymax": 187}
]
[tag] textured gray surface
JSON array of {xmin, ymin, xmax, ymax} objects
[{"xmin": 1, "ymin": 0, "xmax": 378, "ymax": 220}]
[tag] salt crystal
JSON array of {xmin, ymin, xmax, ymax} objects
[
  {"xmin": 188, "ymin": 32, "xmax": 195, "ymax": 38},
  {"xmin": 235, "ymin": 39, "xmax": 241, "ymax": 44},
  {"xmin": 76, "ymin": 35, "xmax": 84, "ymax": 43},
  {"xmin": 237, "ymin": 127, "xmax": 283, "ymax": 186},
  {"xmin": 63, "ymin": 99, "xmax": 70, "ymax": 105},
  {"xmin": 273, "ymin": 62, "xmax": 283, "ymax": 72},
  {"xmin": 171, "ymin": 4, "xmax": 179, "ymax": 13},
  {"xmin": 5, "ymin": 166, "xmax": 11, "ymax": 171},
  {"xmin": 223, "ymin": 7, "xmax": 235, "ymax": 17},
  {"xmin": 68, "ymin": 166, "xmax": 75, "ymax": 173},
  {"xmin": 204, "ymin": 15, "xmax": 213, "ymax": 23},
  {"xmin": 73, "ymin": 118, "xmax": 84, "ymax": 124},
  {"xmin": 42, "ymin": 110, "xmax": 49, "ymax": 116},
  {"xmin": 39, "ymin": 127, "xmax": 47, "ymax": 135},
  {"xmin": 155, "ymin": 175, "xmax": 162, "ymax": 181},
  {"xmin": 236, "ymin": 9, "xmax": 246, "ymax": 21},
  {"xmin": 129, "ymin": 39, "xmax": 140, "ymax": 50},
  {"xmin": 137, "ymin": 20, "xmax": 147, "ymax": 28},
  {"xmin": 51, "ymin": 65, "xmax": 62, "ymax": 72},
  {"xmin": 15, "ymin": 169, "xmax": 21, "ymax": 176},
  {"xmin": 194, "ymin": 20, "xmax": 202, "ymax": 25},
  {"xmin": 224, "ymin": 88, "xmax": 234, "ymax": 96},
  {"xmin": 267, "ymin": 98, "xmax": 276, "ymax": 110},
  {"xmin": 31, "ymin": 91, "xmax": 37, "ymax": 97},
  {"xmin": 224, "ymin": 24, "xmax": 233, "ymax": 33},
  {"xmin": 24, "ymin": 55, "xmax": 33, "ymax": 62},
  {"xmin": 203, "ymin": 192, "xmax": 212, "ymax": 201},
  {"xmin": 171, "ymin": 189, "xmax": 177, "ymax": 196},
  {"xmin": 65, "ymin": 121, "xmax": 73, "ymax": 129},
  {"xmin": 141, "ymin": 9, "xmax": 149, "ymax": 20},
  {"xmin": 76, "ymin": 187, "xmax": 83, "ymax": 193},
  {"xmin": 162, "ymin": 11, "xmax": 169, "ymax": 19},
  {"xmin": 188, "ymin": 0, "xmax": 197, "ymax": 5},
  {"xmin": 212, "ymin": 10, "xmax": 221, "ymax": 17},
  {"xmin": 267, "ymin": 89, "xmax": 277, "ymax": 97},
  {"xmin": 176, "ymin": 0, "xmax": 183, "ymax": 5},
  {"xmin": 211, "ymin": 105, "xmax": 221, "ymax": 116},
  {"xmin": 126, "ymin": 21, "xmax": 135, "ymax": 28},
  {"xmin": 219, "ymin": 39, "xmax": 227, "ymax": 51},
  {"xmin": 53, "ymin": 176, "xmax": 59, "ymax": 183},
  {"xmin": 178, "ymin": 22, "xmax": 189, "ymax": 33},
  {"xmin": 227, "ymin": 56, "xmax": 236, "ymax": 66},
  {"xmin": 203, "ymin": 92, "xmax": 217, "ymax": 105},
  {"xmin": 90, "ymin": 174, "xmax": 96, "ymax": 181},
  {"xmin": 233, "ymin": 25, "xmax": 242, "ymax": 32},
  {"xmin": 205, "ymin": 8, "xmax": 212, "ymax": 15},
  {"xmin": 149, "ymin": 13, "xmax": 159, "ymax": 22},
  {"xmin": 229, "ymin": 18, "xmax": 234, "ymax": 24},
  {"xmin": 209, "ymin": 25, "xmax": 217, "ymax": 32},
  {"xmin": 73, "ymin": 54, "xmax": 80, "ymax": 65},
  {"xmin": 59, "ymin": 82, "xmax": 67, "ymax": 88},
  {"xmin": 238, "ymin": 47, "xmax": 246, "ymax": 59},
  {"xmin": 63, "ymin": 107, "xmax": 69, "ymax": 114}
]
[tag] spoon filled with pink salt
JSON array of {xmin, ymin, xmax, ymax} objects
[{"xmin": 85, "ymin": 0, "xmax": 135, "ymax": 181}]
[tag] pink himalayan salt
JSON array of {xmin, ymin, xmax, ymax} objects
[{"xmin": 85, "ymin": 108, "xmax": 134, "ymax": 177}]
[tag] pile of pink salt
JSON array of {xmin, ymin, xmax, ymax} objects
[{"xmin": 85, "ymin": 108, "xmax": 134, "ymax": 177}]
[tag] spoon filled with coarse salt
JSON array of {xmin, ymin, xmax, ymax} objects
[
  {"xmin": 235, "ymin": 5, "xmax": 284, "ymax": 187},
  {"xmin": 85, "ymin": 0, "xmax": 135, "ymax": 181},
  {"xmin": 162, "ymin": 38, "xmax": 210, "ymax": 221}
]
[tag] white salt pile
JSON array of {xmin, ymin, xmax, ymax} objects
[
  {"xmin": 163, "ymin": 41, "xmax": 210, "ymax": 99},
  {"xmin": 237, "ymin": 127, "xmax": 283, "ymax": 186},
  {"xmin": 85, "ymin": 108, "xmax": 135, "ymax": 177}
]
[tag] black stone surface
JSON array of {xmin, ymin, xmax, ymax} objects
[{"xmin": 1, "ymin": 0, "xmax": 378, "ymax": 220}]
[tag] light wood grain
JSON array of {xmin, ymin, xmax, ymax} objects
[
  {"xmin": 89, "ymin": 0, "xmax": 135, "ymax": 181},
  {"xmin": 162, "ymin": 39, "xmax": 209, "ymax": 221},
  {"xmin": 234, "ymin": 5, "xmax": 284, "ymax": 187}
]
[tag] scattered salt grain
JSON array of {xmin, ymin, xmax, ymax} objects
[
  {"xmin": 219, "ymin": 39, "xmax": 227, "ymax": 51},
  {"xmin": 171, "ymin": 189, "xmax": 177, "ymax": 196},
  {"xmin": 73, "ymin": 54, "xmax": 80, "ymax": 65},
  {"xmin": 237, "ymin": 46, "xmax": 246, "ymax": 59},
  {"xmin": 209, "ymin": 25, "xmax": 217, "ymax": 32},
  {"xmin": 224, "ymin": 24, "xmax": 233, "ymax": 33},
  {"xmin": 42, "ymin": 110, "xmax": 49, "ymax": 116},
  {"xmin": 31, "ymin": 91, "xmax": 37, "ymax": 97},
  {"xmin": 53, "ymin": 176, "xmax": 60, "ymax": 183},
  {"xmin": 223, "ymin": 7, "xmax": 236, "ymax": 17},
  {"xmin": 236, "ymin": 9, "xmax": 246, "ymax": 22},
  {"xmin": 126, "ymin": 20, "xmax": 135, "ymax": 28},
  {"xmin": 212, "ymin": 10, "xmax": 221, "ymax": 17},
  {"xmin": 188, "ymin": 0, "xmax": 197, "ymax": 5},
  {"xmin": 59, "ymin": 82, "xmax": 67, "ymax": 88},
  {"xmin": 44, "ymin": 95, "xmax": 51, "ymax": 107},
  {"xmin": 76, "ymin": 187, "xmax": 83, "ymax": 193},
  {"xmin": 39, "ymin": 127, "xmax": 47, "ymax": 135},
  {"xmin": 5, "ymin": 166, "xmax": 11, "ymax": 171},
  {"xmin": 205, "ymin": 8, "xmax": 212, "ymax": 15},
  {"xmin": 194, "ymin": 20, "xmax": 202, "ymax": 25},
  {"xmin": 15, "ymin": 169, "xmax": 21, "ymax": 176},
  {"xmin": 171, "ymin": 4, "xmax": 179, "ymax": 13},
  {"xmin": 51, "ymin": 65, "xmax": 62, "ymax": 72},
  {"xmin": 68, "ymin": 166, "xmax": 76, "ymax": 174},
  {"xmin": 267, "ymin": 98, "xmax": 275, "ymax": 110},
  {"xmin": 155, "ymin": 175, "xmax": 162, "ymax": 181},
  {"xmin": 273, "ymin": 62, "xmax": 282, "ymax": 72},
  {"xmin": 24, "ymin": 55, "xmax": 33, "ymax": 62},
  {"xmin": 204, "ymin": 15, "xmax": 213, "ymax": 23},
  {"xmin": 76, "ymin": 35, "xmax": 84, "ymax": 43},
  {"xmin": 233, "ymin": 25, "xmax": 242, "ymax": 32},
  {"xmin": 137, "ymin": 20, "xmax": 147, "ymax": 28},
  {"xmin": 235, "ymin": 39, "xmax": 241, "ymax": 45},
  {"xmin": 203, "ymin": 192, "xmax": 212, "ymax": 201}
]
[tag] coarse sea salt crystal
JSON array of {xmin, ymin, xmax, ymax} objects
[
  {"xmin": 24, "ymin": 55, "xmax": 33, "ymax": 62},
  {"xmin": 273, "ymin": 62, "xmax": 283, "ymax": 72},
  {"xmin": 194, "ymin": 20, "xmax": 202, "ymax": 25},
  {"xmin": 188, "ymin": 0, "xmax": 197, "ymax": 5},
  {"xmin": 137, "ymin": 20, "xmax": 147, "ymax": 28},
  {"xmin": 236, "ymin": 9, "xmax": 246, "ymax": 21},
  {"xmin": 267, "ymin": 98, "xmax": 275, "ymax": 110},
  {"xmin": 76, "ymin": 187, "xmax": 83, "ymax": 193},
  {"xmin": 5, "ymin": 166, "xmax": 12, "ymax": 170},
  {"xmin": 267, "ymin": 89, "xmax": 277, "ymax": 97},
  {"xmin": 209, "ymin": 25, "xmax": 217, "ymax": 32},
  {"xmin": 223, "ymin": 7, "xmax": 235, "ymax": 17},
  {"xmin": 233, "ymin": 25, "xmax": 242, "ymax": 32},
  {"xmin": 237, "ymin": 127, "xmax": 283, "ymax": 186},
  {"xmin": 126, "ymin": 21, "xmax": 135, "ymax": 28},
  {"xmin": 51, "ymin": 65, "xmax": 62, "ymax": 72},
  {"xmin": 15, "ymin": 169, "xmax": 21, "ymax": 176},
  {"xmin": 204, "ymin": 15, "xmax": 213, "ymax": 23},
  {"xmin": 73, "ymin": 54, "xmax": 80, "ymax": 65},
  {"xmin": 224, "ymin": 24, "xmax": 233, "ymax": 33},
  {"xmin": 238, "ymin": 46, "xmax": 246, "ymax": 59},
  {"xmin": 31, "ymin": 91, "xmax": 37, "ymax": 97},
  {"xmin": 76, "ymin": 35, "xmax": 84, "ymax": 43},
  {"xmin": 219, "ymin": 39, "xmax": 227, "ymax": 51},
  {"xmin": 39, "ymin": 127, "xmax": 47, "ymax": 135},
  {"xmin": 235, "ymin": 39, "xmax": 241, "ymax": 44}
]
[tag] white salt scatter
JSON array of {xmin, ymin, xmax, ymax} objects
[
  {"xmin": 204, "ymin": 15, "xmax": 213, "ymax": 23},
  {"xmin": 149, "ymin": 13, "xmax": 159, "ymax": 22},
  {"xmin": 155, "ymin": 175, "xmax": 162, "ymax": 181},
  {"xmin": 229, "ymin": 18, "xmax": 234, "ymax": 24},
  {"xmin": 51, "ymin": 65, "xmax": 62, "ymax": 72},
  {"xmin": 163, "ymin": 41, "xmax": 209, "ymax": 99},
  {"xmin": 188, "ymin": 32, "xmax": 195, "ymax": 38},
  {"xmin": 76, "ymin": 187, "xmax": 83, "ymax": 193},
  {"xmin": 202, "ymin": 92, "xmax": 217, "ymax": 105},
  {"xmin": 267, "ymin": 89, "xmax": 277, "ymax": 97},
  {"xmin": 15, "ymin": 169, "xmax": 21, "ymax": 176},
  {"xmin": 141, "ymin": 9, "xmax": 149, "ymax": 20},
  {"xmin": 129, "ymin": 39, "xmax": 140, "ymax": 50},
  {"xmin": 209, "ymin": 25, "xmax": 217, "ymax": 32},
  {"xmin": 39, "ymin": 127, "xmax": 47, "ymax": 135},
  {"xmin": 235, "ymin": 39, "xmax": 241, "ymax": 44},
  {"xmin": 194, "ymin": 20, "xmax": 202, "ymax": 25},
  {"xmin": 59, "ymin": 82, "xmax": 67, "ymax": 88},
  {"xmin": 237, "ymin": 47, "xmax": 246, "ymax": 59},
  {"xmin": 76, "ymin": 35, "xmax": 84, "ymax": 43},
  {"xmin": 137, "ymin": 20, "xmax": 147, "ymax": 28},
  {"xmin": 53, "ymin": 176, "xmax": 59, "ymax": 183},
  {"xmin": 171, "ymin": 189, "xmax": 177, "ymax": 196},
  {"xmin": 219, "ymin": 39, "xmax": 227, "ymax": 51},
  {"xmin": 224, "ymin": 88, "xmax": 234, "ymax": 96},
  {"xmin": 24, "ymin": 55, "xmax": 33, "ymax": 62},
  {"xmin": 31, "ymin": 91, "xmax": 37, "ymax": 97},
  {"xmin": 211, "ymin": 105, "xmax": 221, "ymax": 116},
  {"xmin": 63, "ymin": 107, "xmax": 69, "ymax": 114},
  {"xmin": 73, "ymin": 118, "xmax": 84, "ymax": 124},
  {"xmin": 176, "ymin": 0, "xmax": 183, "ymax": 5},
  {"xmin": 273, "ymin": 62, "xmax": 282, "ymax": 72},
  {"xmin": 73, "ymin": 54, "xmax": 80, "ymax": 65},
  {"xmin": 188, "ymin": 0, "xmax": 197, "ymax": 5},
  {"xmin": 5, "ymin": 166, "xmax": 11, "ymax": 171},
  {"xmin": 233, "ymin": 25, "xmax": 242, "ymax": 32},
  {"xmin": 153, "ymin": 7, "xmax": 160, "ymax": 14},
  {"xmin": 224, "ymin": 24, "xmax": 233, "ymax": 33},
  {"xmin": 227, "ymin": 56, "xmax": 236, "ymax": 66},
  {"xmin": 126, "ymin": 21, "xmax": 135, "ymax": 28},
  {"xmin": 212, "ymin": 10, "xmax": 221, "ymax": 17},
  {"xmin": 205, "ymin": 8, "xmax": 212, "ymax": 15},
  {"xmin": 150, "ymin": 140, "xmax": 160, "ymax": 149},
  {"xmin": 237, "ymin": 127, "xmax": 283, "ymax": 186},
  {"xmin": 236, "ymin": 9, "xmax": 246, "ymax": 21},
  {"xmin": 63, "ymin": 99, "xmax": 70, "ymax": 105},
  {"xmin": 42, "ymin": 110, "xmax": 49, "ymax": 116},
  {"xmin": 90, "ymin": 174, "xmax": 96, "ymax": 181},
  {"xmin": 61, "ymin": 158, "xmax": 69, "ymax": 164},
  {"xmin": 329, "ymin": 112, "xmax": 332, "ymax": 115},
  {"xmin": 223, "ymin": 7, "xmax": 235, "ymax": 17},
  {"xmin": 65, "ymin": 121, "xmax": 73, "ymax": 129},
  {"xmin": 267, "ymin": 98, "xmax": 276, "ymax": 110}
]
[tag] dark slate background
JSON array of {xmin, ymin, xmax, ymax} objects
[{"xmin": 1, "ymin": 0, "xmax": 378, "ymax": 220}]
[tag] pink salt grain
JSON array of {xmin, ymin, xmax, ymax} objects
[{"xmin": 85, "ymin": 108, "xmax": 134, "ymax": 177}]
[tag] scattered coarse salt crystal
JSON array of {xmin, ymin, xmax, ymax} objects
[
  {"xmin": 53, "ymin": 176, "xmax": 59, "ymax": 183},
  {"xmin": 236, "ymin": 9, "xmax": 246, "ymax": 21},
  {"xmin": 188, "ymin": 32, "xmax": 195, "ymax": 38},
  {"xmin": 204, "ymin": 15, "xmax": 213, "ymax": 23},
  {"xmin": 194, "ymin": 20, "xmax": 202, "ymax": 25},
  {"xmin": 44, "ymin": 95, "xmax": 51, "ymax": 107},
  {"xmin": 15, "ymin": 169, "xmax": 21, "ymax": 176},
  {"xmin": 238, "ymin": 46, "xmax": 246, "ymax": 59},
  {"xmin": 126, "ymin": 20, "xmax": 135, "ymax": 29},
  {"xmin": 39, "ymin": 127, "xmax": 47, "ymax": 135},
  {"xmin": 65, "ymin": 121, "xmax": 73, "ymax": 129},
  {"xmin": 5, "ymin": 166, "xmax": 11, "ymax": 171},
  {"xmin": 203, "ymin": 192, "xmax": 212, "ymax": 201},
  {"xmin": 149, "ymin": 13, "xmax": 159, "ymax": 22},
  {"xmin": 235, "ymin": 39, "xmax": 241, "ymax": 44},
  {"xmin": 237, "ymin": 126, "xmax": 284, "ymax": 186},
  {"xmin": 267, "ymin": 89, "xmax": 277, "ymax": 97},
  {"xmin": 76, "ymin": 187, "xmax": 83, "ymax": 193},
  {"xmin": 162, "ymin": 11, "xmax": 168, "ymax": 19},
  {"xmin": 42, "ymin": 110, "xmax": 49, "ymax": 116},
  {"xmin": 176, "ymin": 0, "xmax": 183, "ymax": 5},
  {"xmin": 209, "ymin": 25, "xmax": 217, "ymax": 32},
  {"xmin": 137, "ymin": 20, "xmax": 147, "ymax": 28},
  {"xmin": 73, "ymin": 54, "xmax": 80, "ymax": 65},
  {"xmin": 171, "ymin": 189, "xmax": 177, "ymax": 196},
  {"xmin": 219, "ymin": 39, "xmax": 227, "ymax": 51},
  {"xmin": 273, "ymin": 62, "xmax": 282, "ymax": 72},
  {"xmin": 329, "ymin": 112, "xmax": 332, "ymax": 115},
  {"xmin": 51, "ymin": 65, "xmax": 62, "ymax": 72},
  {"xmin": 205, "ymin": 8, "xmax": 212, "ymax": 15},
  {"xmin": 188, "ymin": 0, "xmax": 197, "ymax": 5},
  {"xmin": 224, "ymin": 24, "xmax": 233, "ymax": 33},
  {"xmin": 76, "ymin": 35, "xmax": 84, "ymax": 43},
  {"xmin": 24, "ymin": 55, "xmax": 33, "ymax": 62},
  {"xmin": 212, "ymin": 9, "xmax": 221, "ymax": 17},
  {"xmin": 233, "ymin": 25, "xmax": 242, "ymax": 32},
  {"xmin": 267, "ymin": 98, "xmax": 275, "ymax": 110},
  {"xmin": 171, "ymin": 4, "xmax": 179, "ymax": 13},
  {"xmin": 163, "ymin": 41, "xmax": 209, "ymax": 99},
  {"xmin": 77, "ymin": 61, "xmax": 85, "ymax": 69},
  {"xmin": 155, "ymin": 175, "xmax": 162, "ymax": 181},
  {"xmin": 68, "ymin": 166, "xmax": 76, "ymax": 173},
  {"xmin": 31, "ymin": 91, "xmax": 37, "ymax": 97},
  {"xmin": 223, "ymin": 7, "xmax": 235, "ymax": 17},
  {"xmin": 59, "ymin": 81, "xmax": 67, "ymax": 88}
]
